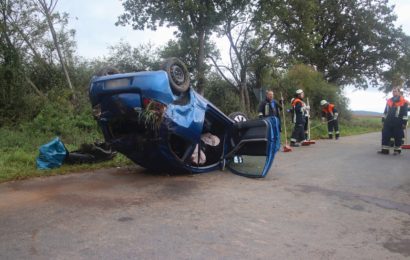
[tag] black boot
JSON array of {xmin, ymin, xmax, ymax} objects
[
  {"xmin": 378, "ymin": 148, "xmax": 389, "ymax": 155},
  {"xmin": 393, "ymin": 148, "xmax": 401, "ymax": 155},
  {"xmin": 335, "ymin": 133, "xmax": 340, "ymax": 140},
  {"xmin": 290, "ymin": 141, "xmax": 300, "ymax": 147},
  {"xmin": 328, "ymin": 134, "xmax": 333, "ymax": 139}
]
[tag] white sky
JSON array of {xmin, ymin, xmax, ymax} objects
[{"xmin": 56, "ymin": 0, "xmax": 410, "ymax": 112}]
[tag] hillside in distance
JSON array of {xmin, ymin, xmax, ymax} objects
[{"xmin": 352, "ymin": 110, "xmax": 383, "ymax": 117}]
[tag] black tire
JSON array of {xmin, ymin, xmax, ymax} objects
[
  {"xmin": 95, "ymin": 66, "xmax": 120, "ymax": 77},
  {"xmin": 228, "ymin": 112, "xmax": 248, "ymax": 122},
  {"xmin": 160, "ymin": 57, "xmax": 190, "ymax": 94}
]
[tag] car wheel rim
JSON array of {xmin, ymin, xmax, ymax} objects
[{"xmin": 233, "ymin": 115, "xmax": 247, "ymax": 122}]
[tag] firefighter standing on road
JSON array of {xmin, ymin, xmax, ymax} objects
[
  {"xmin": 290, "ymin": 89, "xmax": 309, "ymax": 147},
  {"xmin": 320, "ymin": 100, "xmax": 340, "ymax": 139},
  {"xmin": 379, "ymin": 87, "xmax": 408, "ymax": 155}
]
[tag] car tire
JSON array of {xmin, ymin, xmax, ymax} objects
[
  {"xmin": 161, "ymin": 57, "xmax": 190, "ymax": 94},
  {"xmin": 95, "ymin": 66, "xmax": 120, "ymax": 77},
  {"xmin": 228, "ymin": 112, "xmax": 248, "ymax": 122}
]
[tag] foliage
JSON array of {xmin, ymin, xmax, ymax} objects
[
  {"xmin": 0, "ymin": 0, "xmax": 77, "ymax": 123},
  {"xmin": 209, "ymin": 0, "xmax": 275, "ymax": 113},
  {"xmin": 106, "ymin": 41, "xmax": 159, "ymax": 72},
  {"xmin": 273, "ymin": 64, "xmax": 350, "ymax": 119},
  {"xmin": 259, "ymin": 0, "xmax": 407, "ymax": 90},
  {"xmin": 117, "ymin": 0, "xmax": 226, "ymax": 94},
  {"xmin": 204, "ymin": 73, "xmax": 242, "ymax": 115}
]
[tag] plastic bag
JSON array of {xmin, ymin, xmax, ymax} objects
[{"xmin": 36, "ymin": 137, "xmax": 68, "ymax": 170}]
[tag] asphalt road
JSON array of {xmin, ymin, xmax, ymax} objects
[{"xmin": 0, "ymin": 131, "xmax": 409, "ymax": 259}]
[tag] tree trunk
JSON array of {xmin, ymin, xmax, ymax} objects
[
  {"xmin": 196, "ymin": 28, "xmax": 206, "ymax": 95},
  {"xmin": 239, "ymin": 83, "xmax": 246, "ymax": 112},
  {"xmin": 38, "ymin": 0, "xmax": 75, "ymax": 100},
  {"xmin": 244, "ymin": 86, "xmax": 250, "ymax": 114}
]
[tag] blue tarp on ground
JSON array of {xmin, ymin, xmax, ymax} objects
[{"xmin": 36, "ymin": 137, "xmax": 67, "ymax": 170}]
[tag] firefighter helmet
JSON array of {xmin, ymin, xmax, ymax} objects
[
  {"xmin": 295, "ymin": 89, "xmax": 303, "ymax": 95},
  {"xmin": 320, "ymin": 100, "xmax": 328, "ymax": 106}
]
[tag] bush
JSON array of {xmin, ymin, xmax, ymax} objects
[{"xmin": 274, "ymin": 64, "xmax": 351, "ymax": 119}]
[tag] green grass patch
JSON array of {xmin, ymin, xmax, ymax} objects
[
  {"xmin": 281, "ymin": 116, "xmax": 381, "ymax": 142},
  {"xmin": 0, "ymin": 101, "xmax": 132, "ymax": 183}
]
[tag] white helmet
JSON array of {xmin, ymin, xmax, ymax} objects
[
  {"xmin": 295, "ymin": 89, "xmax": 303, "ymax": 95},
  {"xmin": 320, "ymin": 100, "xmax": 328, "ymax": 106}
]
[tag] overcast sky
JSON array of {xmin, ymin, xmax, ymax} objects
[{"xmin": 56, "ymin": 0, "xmax": 410, "ymax": 112}]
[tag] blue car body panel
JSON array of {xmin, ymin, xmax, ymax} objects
[{"xmin": 89, "ymin": 70, "xmax": 280, "ymax": 177}]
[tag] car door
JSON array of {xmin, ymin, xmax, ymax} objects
[{"xmin": 224, "ymin": 117, "xmax": 280, "ymax": 178}]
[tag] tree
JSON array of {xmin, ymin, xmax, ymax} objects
[
  {"xmin": 116, "ymin": 0, "xmax": 225, "ymax": 95},
  {"xmin": 105, "ymin": 41, "xmax": 159, "ymax": 72},
  {"xmin": 278, "ymin": 64, "xmax": 350, "ymax": 118},
  {"xmin": 35, "ymin": 0, "xmax": 75, "ymax": 98},
  {"xmin": 209, "ymin": 0, "xmax": 275, "ymax": 113},
  {"xmin": 260, "ymin": 0, "xmax": 405, "ymax": 89},
  {"xmin": 0, "ymin": 0, "xmax": 78, "ymax": 124}
]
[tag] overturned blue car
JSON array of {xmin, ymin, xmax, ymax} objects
[{"xmin": 89, "ymin": 58, "xmax": 280, "ymax": 178}]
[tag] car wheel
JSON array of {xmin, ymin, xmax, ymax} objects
[
  {"xmin": 95, "ymin": 66, "xmax": 120, "ymax": 77},
  {"xmin": 161, "ymin": 58, "xmax": 190, "ymax": 94},
  {"xmin": 228, "ymin": 112, "xmax": 248, "ymax": 122}
]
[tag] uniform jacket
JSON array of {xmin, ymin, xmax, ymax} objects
[
  {"xmin": 291, "ymin": 98, "xmax": 306, "ymax": 125},
  {"xmin": 321, "ymin": 103, "xmax": 338, "ymax": 120},
  {"xmin": 383, "ymin": 96, "xmax": 408, "ymax": 126}
]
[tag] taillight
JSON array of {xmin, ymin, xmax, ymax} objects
[
  {"xmin": 142, "ymin": 98, "xmax": 167, "ymax": 113},
  {"xmin": 142, "ymin": 97, "xmax": 152, "ymax": 108}
]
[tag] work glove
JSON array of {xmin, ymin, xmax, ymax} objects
[
  {"xmin": 305, "ymin": 105, "xmax": 310, "ymax": 110},
  {"xmin": 321, "ymin": 117, "xmax": 326, "ymax": 123},
  {"xmin": 334, "ymin": 113, "xmax": 339, "ymax": 120}
]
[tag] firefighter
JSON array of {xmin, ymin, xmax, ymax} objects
[
  {"xmin": 290, "ymin": 89, "xmax": 309, "ymax": 147},
  {"xmin": 320, "ymin": 100, "xmax": 340, "ymax": 139},
  {"xmin": 379, "ymin": 87, "xmax": 408, "ymax": 155}
]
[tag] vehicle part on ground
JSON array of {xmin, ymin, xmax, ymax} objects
[{"xmin": 65, "ymin": 142, "xmax": 117, "ymax": 164}]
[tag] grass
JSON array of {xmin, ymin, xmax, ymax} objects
[
  {"xmin": 281, "ymin": 116, "xmax": 382, "ymax": 142},
  {"xmin": 0, "ymin": 102, "xmax": 132, "ymax": 183}
]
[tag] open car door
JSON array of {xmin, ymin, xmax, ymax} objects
[{"xmin": 225, "ymin": 117, "xmax": 280, "ymax": 178}]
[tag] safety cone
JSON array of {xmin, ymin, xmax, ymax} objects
[
  {"xmin": 280, "ymin": 92, "xmax": 292, "ymax": 152},
  {"xmin": 402, "ymin": 127, "xmax": 410, "ymax": 149}
]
